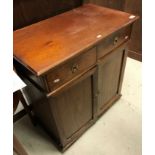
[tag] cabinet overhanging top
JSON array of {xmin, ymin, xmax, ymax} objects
[{"xmin": 13, "ymin": 3, "xmax": 138, "ymax": 76}]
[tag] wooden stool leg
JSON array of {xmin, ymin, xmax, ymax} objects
[
  {"xmin": 18, "ymin": 91, "xmax": 36, "ymax": 126},
  {"xmin": 13, "ymin": 134, "xmax": 28, "ymax": 155}
]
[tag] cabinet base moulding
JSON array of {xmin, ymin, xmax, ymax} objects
[{"xmin": 98, "ymin": 94, "xmax": 122, "ymax": 117}]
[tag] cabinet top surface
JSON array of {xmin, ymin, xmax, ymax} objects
[{"xmin": 14, "ymin": 3, "xmax": 137, "ymax": 76}]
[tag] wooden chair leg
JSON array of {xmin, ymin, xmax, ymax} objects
[
  {"xmin": 18, "ymin": 90, "xmax": 36, "ymax": 126},
  {"xmin": 13, "ymin": 134, "xmax": 28, "ymax": 155}
]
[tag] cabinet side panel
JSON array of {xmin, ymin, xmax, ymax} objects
[{"xmin": 22, "ymin": 79, "xmax": 60, "ymax": 144}]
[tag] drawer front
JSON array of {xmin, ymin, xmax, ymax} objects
[
  {"xmin": 46, "ymin": 47, "xmax": 96, "ymax": 92},
  {"xmin": 97, "ymin": 26, "xmax": 131, "ymax": 59}
]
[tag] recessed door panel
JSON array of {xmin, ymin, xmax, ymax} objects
[
  {"xmin": 97, "ymin": 46, "xmax": 126, "ymax": 115},
  {"xmin": 49, "ymin": 68, "xmax": 96, "ymax": 145}
]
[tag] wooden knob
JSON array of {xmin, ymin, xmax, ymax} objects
[
  {"xmin": 113, "ymin": 37, "xmax": 119, "ymax": 45},
  {"xmin": 71, "ymin": 64, "xmax": 79, "ymax": 73}
]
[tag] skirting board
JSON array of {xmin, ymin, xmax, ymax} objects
[{"xmin": 128, "ymin": 50, "xmax": 142, "ymax": 62}]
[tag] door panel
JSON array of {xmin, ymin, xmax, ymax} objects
[
  {"xmin": 97, "ymin": 46, "xmax": 126, "ymax": 115},
  {"xmin": 49, "ymin": 68, "xmax": 96, "ymax": 144}
]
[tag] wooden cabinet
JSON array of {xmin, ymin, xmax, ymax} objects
[
  {"xmin": 97, "ymin": 44, "xmax": 127, "ymax": 116},
  {"xmin": 85, "ymin": 0, "xmax": 142, "ymax": 61},
  {"xmin": 14, "ymin": 4, "xmax": 138, "ymax": 151},
  {"xmin": 46, "ymin": 47, "xmax": 96, "ymax": 93},
  {"xmin": 21, "ymin": 67, "xmax": 97, "ymax": 150},
  {"xmin": 48, "ymin": 68, "xmax": 97, "ymax": 147}
]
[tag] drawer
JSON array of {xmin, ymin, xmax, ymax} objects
[
  {"xmin": 97, "ymin": 26, "xmax": 131, "ymax": 59},
  {"xmin": 46, "ymin": 47, "xmax": 96, "ymax": 92}
]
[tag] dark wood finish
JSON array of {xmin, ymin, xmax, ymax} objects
[
  {"xmin": 13, "ymin": 0, "xmax": 82, "ymax": 30},
  {"xmin": 128, "ymin": 50, "xmax": 142, "ymax": 61},
  {"xmin": 14, "ymin": 4, "xmax": 138, "ymax": 76},
  {"xmin": 97, "ymin": 94, "xmax": 122, "ymax": 118},
  {"xmin": 13, "ymin": 4, "xmax": 138, "ymax": 151},
  {"xmin": 14, "ymin": 109, "xmax": 27, "ymax": 123},
  {"xmin": 124, "ymin": 0, "xmax": 142, "ymax": 61},
  {"xmin": 46, "ymin": 47, "xmax": 96, "ymax": 92},
  {"xmin": 84, "ymin": 0, "xmax": 125, "ymax": 10},
  {"xmin": 97, "ymin": 26, "xmax": 131, "ymax": 59},
  {"xmin": 85, "ymin": 0, "xmax": 142, "ymax": 61},
  {"xmin": 49, "ymin": 68, "xmax": 97, "ymax": 146},
  {"xmin": 97, "ymin": 44, "xmax": 127, "ymax": 115},
  {"xmin": 21, "ymin": 68, "xmax": 97, "ymax": 150},
  {"xmin": 13, "ymin": 91, "xmax": 20, "ymax": 113},
  {"xmin": 13, "ymin": 90, "xmax": 35, "ymax": 125},
  {"xmin": 22, "ymin": 79, "xmax": 61, "ymax": 145},
  {"xmin": 117, "ymin": 47, "xmax": 128, "ymax": 94}
]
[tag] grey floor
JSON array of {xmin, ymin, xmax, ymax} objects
[{"xmin": 14, "ymin": 58, "xmax": 142, "ymax": 155}]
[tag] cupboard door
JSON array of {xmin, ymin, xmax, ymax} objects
[
  {"xmin": 97, "ymin": 45, "xmax": 127, "ymax": 116},
  {"xmin": 49, "ymin": 68, "xmax": 97, "ymax": 146}
]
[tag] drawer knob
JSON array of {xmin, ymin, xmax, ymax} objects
[
  {"xmin": 53, "ymin": 78, "xmax": 60, "ymax": 83},
  {"xmin": 71, "ymin": 64, "xmax": 79, "ymax": 73},
  {"xmin": 113, "ymin": 37, "xmax": 119, "ymax": 45}
]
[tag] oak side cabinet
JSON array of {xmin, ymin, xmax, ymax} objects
[{"xmin": 13, "ymin": 4, "xmax": 138, "ymax": 151}]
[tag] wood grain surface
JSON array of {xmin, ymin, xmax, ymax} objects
[
  {"xmin": 84, "ymin": 0, "xmax": 142, "ymax": 61},
  {"xmin": 14, "ymin": 3, "xmax": 138, "ymax": 76}
]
